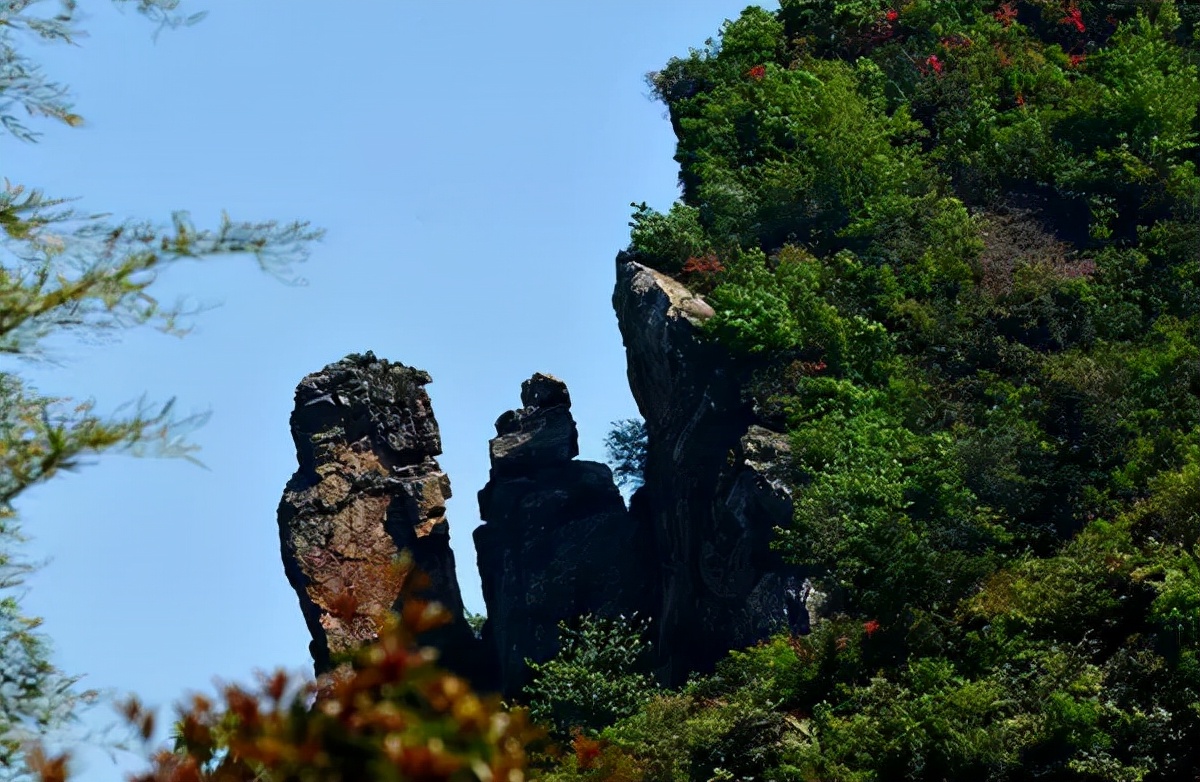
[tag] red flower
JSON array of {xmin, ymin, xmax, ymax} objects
[
  {"xmin": 872, "ymin": 10, "xmax": 900, "ymax": 42},
  {"xmin": 1061, "ymin": 3, "xmax": 1086, "ymax": 32},
  {"xmin": 863, "ymin": 619, "xmax": 881, "ymax": 638},
  {"xmin": 1068, "ymin": 53, "xmax": 1087, "ymax": 68},
  {"xmin": 1016, "ymin": 92, "xmax": 1026, "ymax": 106},
  {"xmin": 994, "ymin": 2, "xmax": 1018, "ymax": 27},
  {"xmin": 682, "ymin": 252, "xmax": 725, "ymax": 274},
  {"xmin": 926, "ymin": 54, "xmax": 944, "ymax": 75},
  {"xmin": 747, "ymin": 64, "xmax": 766, "ymax": 81}
]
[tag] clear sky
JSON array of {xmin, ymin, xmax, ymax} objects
[{"xmin": 4, "ymin": 2, "xmax": 763, "ymax": 779}]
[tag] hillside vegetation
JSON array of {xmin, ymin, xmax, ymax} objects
[{"xmin": 538, "ymin": 1, "xmax": 1200, "ymax": 779}]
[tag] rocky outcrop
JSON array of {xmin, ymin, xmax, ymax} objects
[
  {"xmin": 613, "ymin": 258, "xmax": 800, "ymax": 685},
  {"xmin": 277, "ymin": 264, "xmax": 808, "ymax": 693},
  {"xmin": 475, "ymin": 374, "xmax": 652, "ymax": 695},
  {"xmin": 277, "ymin": 352, "xmax": 480, "ymax": 679}
]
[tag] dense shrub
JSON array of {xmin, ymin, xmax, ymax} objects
[
  {"xmin": 523, "ymin": 615, "xmax": 657, "ymax": 739},
  {"xmin": 608, "ymin": 1, "xmax": 1200, "ymax": 779}
]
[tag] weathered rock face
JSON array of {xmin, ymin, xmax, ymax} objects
[
  {"xmin": 277, "ymin": 352, "xmax": 480, "ymax": 679},
  {"xmin": 277, "ymin": 262, "xmax": 810, "ymax": 694},
  {"xmin": 613, "ymin": 258, "xmax": 801, "ymax": 684},
  {"xmin": 475, "ymin": 373, "xmax": 653, "ymax": 695}
]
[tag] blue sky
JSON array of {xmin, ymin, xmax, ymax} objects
[{"xmin": 4, "ymin": 2, "xmax": 762, "ymax": 778}]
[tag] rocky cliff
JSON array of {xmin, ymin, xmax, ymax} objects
[
  {"xmin": 612, "ymin": 257, "xmax": 804, "ymax": 684},
  {"xmin": 278, "ymin": 263, "xmax": 808, "ymax": 693}
]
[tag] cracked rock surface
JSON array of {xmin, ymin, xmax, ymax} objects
[
  {"xmin": 614, "ymin": 258, "xmax": 802, "ymax": 684},
  {"xmin": 277, "ymin": 352, "xmax": 480, "ymax": 680}
]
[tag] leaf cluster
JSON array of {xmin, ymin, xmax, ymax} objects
[
  {"xmin": 522, "ymin": 615, "xmax": 657, "ymax": 740},
  {"xmin": 79, "ymin": 581, "xmax": 539, "ymax": 782}
]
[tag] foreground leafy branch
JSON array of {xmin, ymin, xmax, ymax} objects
[
  {"xmin": 113, "ymin": 572, "xmax": 537, "ymax": 782},
  {"xmin": 0, "ymin": 1, "xmax": 323, "ymax": 775}
]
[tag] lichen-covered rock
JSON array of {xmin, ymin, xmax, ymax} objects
[
  {"xmin": 277, "ymin": 352, "xmax": 481, "ymax": 680},
  {"xmin": 613, "ymin": 258, "xmax": 801, "ymax": 684},
  {"xmin": 475, "ymin": 374, "xmax": 651, "ymax": 696}
]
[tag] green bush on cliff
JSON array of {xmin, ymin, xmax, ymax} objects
[
  {"xmin": 596, "ymin": 1, "xmax": 1200, "ymax": 780},
  {"xmin": 523, "ymin": 614, "xmax": 657, "ymax": 739}
]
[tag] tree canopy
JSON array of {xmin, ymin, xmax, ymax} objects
[{"xmin": 558, "ymin": 1, "xmax": 1200, "ymax": 779}]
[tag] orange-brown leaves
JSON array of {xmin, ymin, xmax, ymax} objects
[
  {"xmin": 571, "ymin": 730, "xmax": 603, "ymax": 770},
  {"xmin": 24, "ymin": 745, "xmax": 69, "ymax": 782},
  {"xmin": 679, "ymin": 252, "xmax": 725, "ymax": 294},
  {"xmin": 327, "ymin": 585, "xmax": 359, "ymax": 622},
  {"xmin": 125, "ymin": 587, "xmax": 535, "ymax": 782}
]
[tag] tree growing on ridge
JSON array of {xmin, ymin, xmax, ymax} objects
[{"xmin": 603, "ymin": 419, "xmax": 647, "ymax": 492}]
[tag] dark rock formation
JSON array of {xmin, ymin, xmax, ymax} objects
[
  {"xmin": 277, "ymin": 262, "xmax": 807, "ymax": 694},
  {"xmin": 475, "ymin": 373, "xmax": 652, "ymax": 695},
  {"xmin": 277, "ymin": 352, "xmax": 481, "ymax": 680},
  {"xmin": 613, "ymin": 258, "xmax": 800, "ymax": 685}
]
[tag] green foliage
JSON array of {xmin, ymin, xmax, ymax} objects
[
  {"xmin": 584, "ymin": 1, "xmax": 1200, "ymax": 779},
  {"xmin": 594, "ymin": 690, "xmax": 792, "ymax": 782},
  {"xmin": 0, "ymin": 0, "xmax": 206, "ymax": 141},
  {"xmin": 704, "ymin": 246, "xmax": 896, "ymax": 377},
  {"xmin": 781, "ymin": 395, "xmax": 1006, "ymax": 619},
  {"xmin": 464, "ymin": 609, "xmax": 487, "ymax": 639},
  {"xmin": 627, "ymin": 203, "xmax": 709, "ymax": 274},
  {"xmin": 523, "ymin": 615, "xmax": 656, "ymax": 738},
  {"xmin": 792, "ymin": 658, "xmax": 1023, "ymax": 780},
  {"xmin": 0, "ymin": 595, "xmax": 97, "ymax": 777},
  {"xmin": 603, "ymin": 419, "xmax": 648, "ymax": 491},
  {"xmin": 1132, "ymin": 440, "xmax": 1200, "ymax": 562}
]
